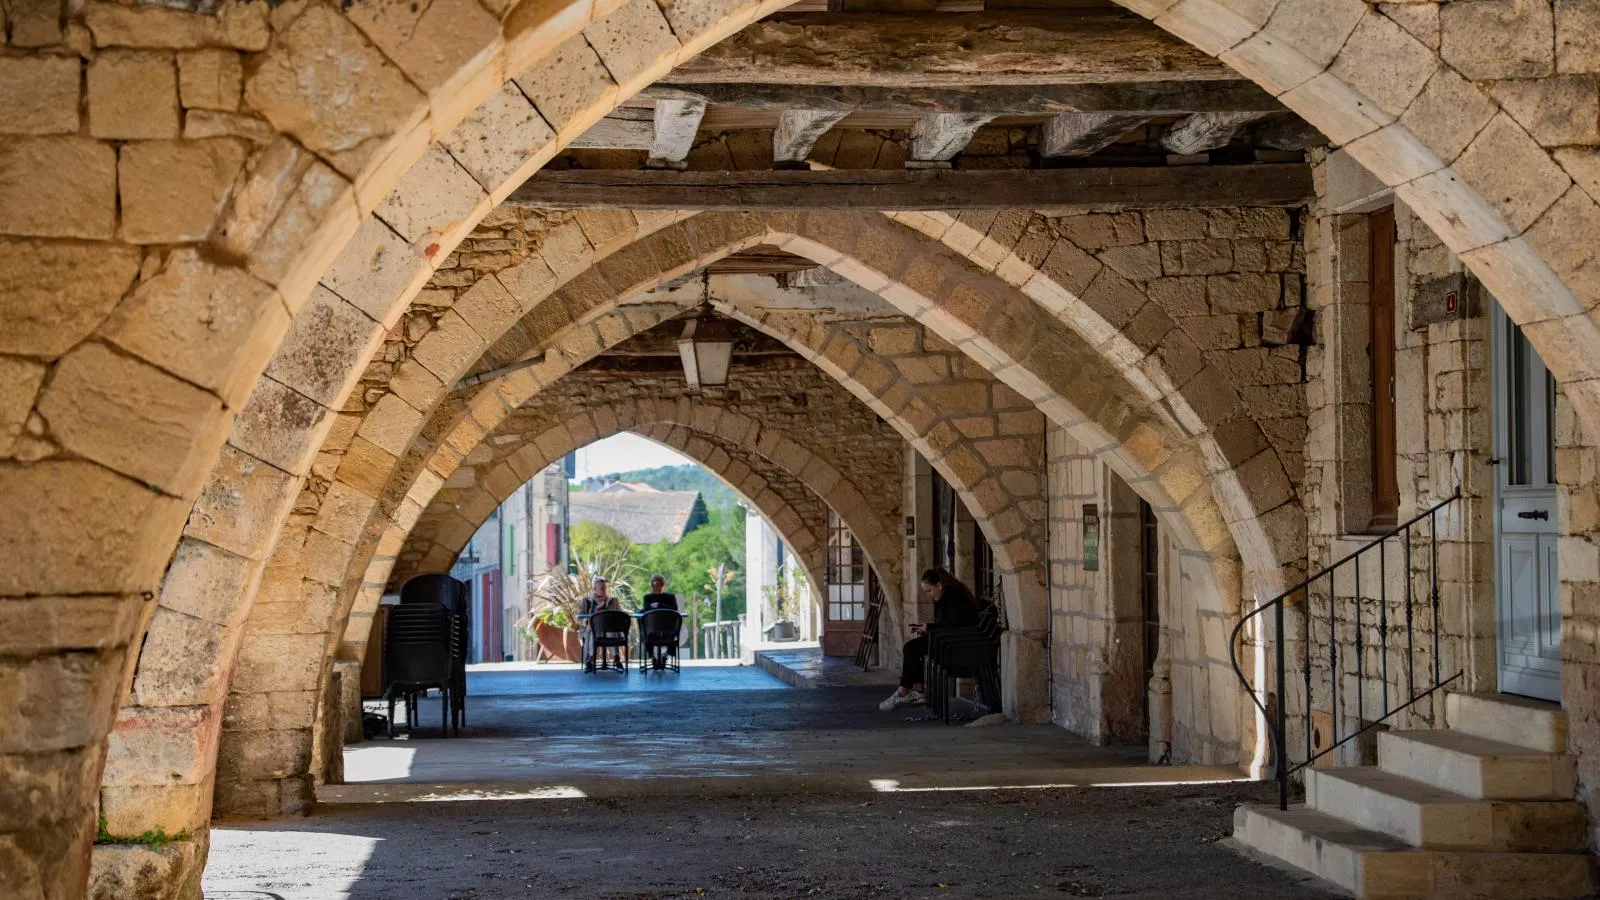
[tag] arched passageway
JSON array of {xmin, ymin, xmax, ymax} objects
[{"xmin": 8, "ymin": 0, "xmax": 1600, "ymax": 894}]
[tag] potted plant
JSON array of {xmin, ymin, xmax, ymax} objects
[
  {"xmin": 762, "ymin": 570, "xmax": 807, "ymax": 642},
  {"xmin": 519, "ymin": 552, "xmax": 638, "ymax": 662}
]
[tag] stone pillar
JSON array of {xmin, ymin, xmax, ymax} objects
[
  {"xmin": 1148, "ymin": 657, "xmax": 1173, "ymax": 764},
  {"xmin": 904, "ymin": 448, "xmax": 934, "ymax": 626},
  {"xmin": 317, "ymin": 668, "xmax": 345, "ymax": 786},
  {"xmin": 1002, "ymin": 630, "xmax": 1050, "ymax": 723},
  {"xmin": 2, "ymin": 633, "xmax": 130, "ymax": 899},
  {"xmin": 88, "ymin": 831, "xmax": 208, "ymax": 900},
  {"xmin": 338, "ymin": 659, "xmax": 364, "ymax": 745}
]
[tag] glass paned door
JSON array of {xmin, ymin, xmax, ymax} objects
[
  {"xmin": 1492, "ymin": 304, "xmax": 1561, "ymax": 702},
  {"xmin": 823, "ymin": 510, "xmax": 867, "ymax": 657}
]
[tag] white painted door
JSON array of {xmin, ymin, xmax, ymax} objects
[{"xmin": 1492, "ymin": 305, "xmax": 1561, "ymax": 702}]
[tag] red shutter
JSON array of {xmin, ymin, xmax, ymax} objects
[{"xmin": 546, "ymin": 523, "xmax": 560, "ymax": 567}]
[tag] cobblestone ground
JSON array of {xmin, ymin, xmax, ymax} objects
[{"xmin": 204, "ymin": 779, "xmax": 1337, "ymax": 899}]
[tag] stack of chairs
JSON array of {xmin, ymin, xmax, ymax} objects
[
  {"xmin": 636, "ymin": 609, "xmax": 684, "ymax": 673},
  {"xmin": 388, "ymin": 574, "xmax": 469, "ymax": 735},
  {"xmin": 925, "ymin": 600, "xmax": 1005, "ymax": 724},
  {"xmin": 383, "ymin": 601, "xmax": 455, "ymax": 737},
  {"xmin": 586, "ymin": 610, "xmax": 632, "ymax": 673}
]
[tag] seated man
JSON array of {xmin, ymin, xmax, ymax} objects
[
  {"xmin": 640, "ymin": 574, "xmax": 679, "ymax": 670},
  {"xmin": 580, "ymin": 576, "xmax": 621, "ymax": 669},
  {"xmin": 642, "ymin": 574, "xmax": 678, "ymax": 611}
]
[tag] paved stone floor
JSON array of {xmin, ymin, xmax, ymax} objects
[
  {"xmin": 205, "ymin": 781, "xmax": 1337, "ymax": 899},
  {"xmin": 326, "ymin": 664, "xmax": 1233, "ymax": 799},
  {"xmin": 753, "ymin": 644, "xmax": 901, "ymax": 689},
  {"xmin": 205, "ymin": 664, "xmax": 1334, "ymax": 898}
]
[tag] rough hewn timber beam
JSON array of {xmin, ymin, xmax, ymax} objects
[
  {"xmin": 505, "ymin": 164, "xmax": 1313, "ymax": 211},
  {"xmin": 910, "ymin": 113, "xmax": 994, "ymax": 161},
  {"xmin": 571, "ymin": 111, "xmax": 653, "ymax": 150},
  {"xmin": 648, "ymin": 98, "xmax": 707, "ymax": 167},
  {"xmin": 1161, "ymin": 111, "xmax": 1272, "ymax": 154},
  {"xmin": 1040, "ymin": 112, "xmax": 1151, "ymax": 158},
  {"xmin": 642, "ymin": 81, "xmax": 1284, "ymax": 115},
  {"xmin": 661, "ymin": 12, "xmax": 1239, "ymax": 87},
  {"xmin": 775, "ymin": 108, "xmax": 853, "ymax": 163}
]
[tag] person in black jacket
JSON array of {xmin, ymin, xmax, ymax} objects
[
  {"xmin": 879, "ymin": 568, "xmax": 979, "ymax": 711},
  {"xmin": 641, "ymin": 574, "xmax": 678, "ymax": 611},
  {"xmin": 640, "ymin": 574, "xmax": 680, "ymax": 670}
]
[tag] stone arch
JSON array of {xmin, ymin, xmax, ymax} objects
[
  {"xmin": 631, "ymin": 421, "xmax": 833, "ymax": 602},
  {"xmin": 395, "ymin": 394, "xmax": 887, "ymax": 605},
  {"xmin": 16, "ymin": 0, "xmax": 1600, "ymax": 890},
  {"xmin": 110, "ymin": 203, "xmax": 1294, "ymax": 848}
]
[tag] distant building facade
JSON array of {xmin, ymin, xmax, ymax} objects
[{"xmin": 451, "ymin": 456, "xmax": 572, "ymax": 662}]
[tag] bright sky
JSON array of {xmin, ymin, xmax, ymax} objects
[{"xmin": 573, "ymin": 433, "xmax": 694, "ymax": 480}]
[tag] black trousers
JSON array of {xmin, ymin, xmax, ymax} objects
[{"xmin": 900, "ymin": 634, "xmax": 928, "ymax": 689}]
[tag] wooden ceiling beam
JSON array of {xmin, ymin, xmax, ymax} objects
[
  {"xmin": 1160, "ymin": 111, "xmax": 1272, "ymax": 155},
  {"xmin": 506, "ymin": 164, "xmax": 1313, "ymax": 211},
  {"xmin": 648, "ymin": 98, "xmax": 708, "ymax": 167},
  {"xmin": 661, "ymin": 12, "xmax": 1239, "ymax": 87},
  {"xmin": 775, "ymin": 108, "xmax": 853, "ymax": 163},
  {"xmin": 642, "ymin": 80, "xmax": 1282, "ymax": 115},
  {"xmin": 909, "ymin": 112, "xmax": 994, "ymax": 161},
  {"xmin": 1039, "ymin": 111, "xmax": 1150, "ymax": 158}
]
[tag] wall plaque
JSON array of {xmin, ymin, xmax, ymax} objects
[
  {"xmin": 1082, "ymin": 503, "xmax": 1100, "ymax": 572},
  {"xmin": 1410, "ymin": 273, "xmax": 1482, "ymax": 330}
]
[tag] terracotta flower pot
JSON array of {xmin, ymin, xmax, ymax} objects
[{"xmin": 534, "ymin": 620, "xmax": 583, "ymax": 662}]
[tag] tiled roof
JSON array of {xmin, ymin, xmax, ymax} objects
[{"xmin": 570, "ymin": 490, "xmax": 708, "ymax": 544}]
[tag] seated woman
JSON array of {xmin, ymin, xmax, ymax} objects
[
  {"xmin": 879, "ymin": 568, "xmax": 980, "ymax": 711},
  {"xmin": 580, "ymin": 576, "xmax": 622, "ymax": 668}
]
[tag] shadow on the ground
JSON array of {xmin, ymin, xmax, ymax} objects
[
  {"xmin": 206, "ymin": 669, "xmax": 1334, "ymax": 898},
  {"xmin": 205, "ymin": 780, "xmax": 1339, "ymax": 900}
]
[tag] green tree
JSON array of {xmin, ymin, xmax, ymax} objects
[{"xmin": 570, "ymin": 521, "xmax": 631, "ymax": 562}]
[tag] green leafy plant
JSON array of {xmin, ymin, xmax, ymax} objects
[
  {"xmin": 94, "ymin": 814, "xmax": 190, "ymax": 849},
  {"xmin": 520, "ymin": 549, "xmax": 639, "ymax": 635},
  {"xmin": 761, "ymin": 568, "xmax": 808, "ymax": 624}
]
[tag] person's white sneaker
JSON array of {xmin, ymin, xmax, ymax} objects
[{"xmin": 879, "ymin": 689, "xmax": 928, "ymax": 711}]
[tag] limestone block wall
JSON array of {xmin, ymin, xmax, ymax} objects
[
  {"xmin": 1296, "ymin": 157, "xmax": 1497, "ymax": 763},
  {"xmin": 1047, "ymin": 426, "xmax": 1246, "ymax": 765}
]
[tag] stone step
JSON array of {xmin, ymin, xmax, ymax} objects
[
  {"xmin": 1378, "ymin": 729, "xmax": 1577, "ymax": 800},
  {"xmin": 1447, "ymin": 692, "xmax": 1567, "ymax": 754},
  {"xmin": 1234, "ymin": 805, "xmax": 1597, "ymax": 899},
  {"xmin": 1307, "ymin": 767, "xmax": 1587, "ymax": 851}
]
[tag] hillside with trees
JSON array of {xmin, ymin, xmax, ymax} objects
[{"xmin": 575, "ymin": 464, "xmax": 741, "ymax": 511}]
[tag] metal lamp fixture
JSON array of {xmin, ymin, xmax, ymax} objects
[{"xmin": 677, "ymin": 276, "xmax": 733, "ymax": 388}]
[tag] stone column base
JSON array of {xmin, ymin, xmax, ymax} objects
[
  {"xmin": 89, "ymin": 832, "xmax": 207, "ymax": 900},
  {"xmin": 1002, "ymin": 630, "xmax": 1051, "ymax": 723}
]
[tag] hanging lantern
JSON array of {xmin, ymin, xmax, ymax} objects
[{"xmin": 677, "ymin": 306, "xmax": 734, "ymax": 389}]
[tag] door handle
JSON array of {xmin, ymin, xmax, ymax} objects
[{"xmin": 1516, "ymin": 510, "xmax": 1550, "ymax": 520}]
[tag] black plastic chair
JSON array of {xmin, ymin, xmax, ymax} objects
[
  {"xmin": 587, "ymin": 610, "xmax": 632, "ymax": 673},
  {"xmin": 400, "ymin": 574, "xmax": 469, "ymax": 732},
  {"xmin": 384, "ymin": 602, "xmax": 454, "ymax": 736},
  {"xmin": 636, "ymin": 609, "xmax": 684, "ymax": 673},
  {"xmin": 925, "ymin": 602, "xmax": 1003, "ymax": 724}
]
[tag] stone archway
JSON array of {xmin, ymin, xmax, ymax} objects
[
  {"xmin": 10, "ymin": 0, "xmax": 1600, "ymax": 892},
  {"xmin": 106, "ymin": 201, "xmax": 1309, "ymax": 877}
]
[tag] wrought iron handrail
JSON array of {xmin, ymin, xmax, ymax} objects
[{"xmin": 1229, "ymin": 491, "xmax": 1463, "ymax": 809}]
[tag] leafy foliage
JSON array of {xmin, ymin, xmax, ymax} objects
[
  {"xmin": 761, "ymin": 567, "xmax": 809, "ymax": 624},
  {"xmin": 522, "ymin": 548, "xmax": 640, "ymax": 632},
  {"xmin": 95, "ymin": 814, "xmax": 190, "ymax": 848}
]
